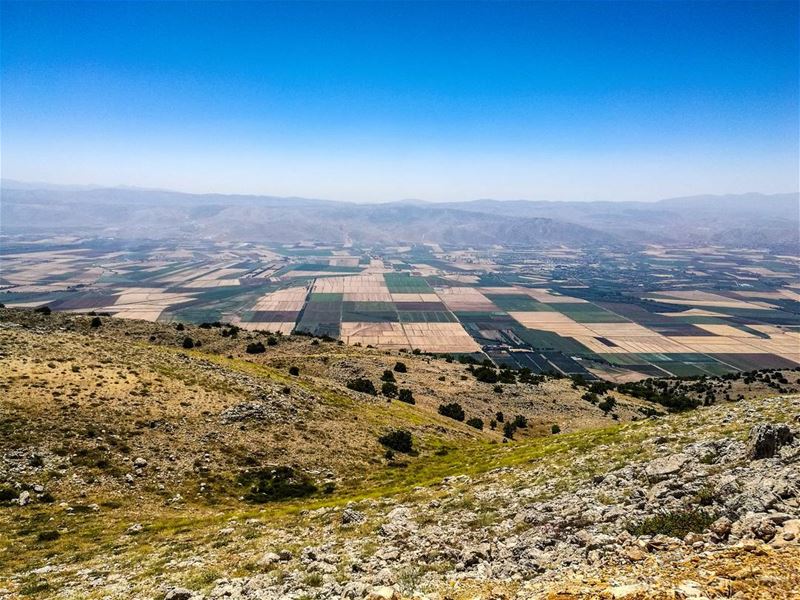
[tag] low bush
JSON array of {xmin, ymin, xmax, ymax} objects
[
  {"xmin": 90, "ymin": 316, "xmax": 102, "ymax": 328},
  {"xmin": 398, "ymin": 388, "xmax": 415, "ymax": 404},
  {"xmin": 438, "ymin": 402, "xmax": 465, "ymax": 421},
  {"xmin": 245, "ymin": 341, "xmax": 266, "ymax": 354},
  {"xmin": 37, "ymin": 530, "xmax": 60, "ymax": 542},
  {"xmin": 0, "ymin": 486, "xmax": 18, "ymax": 503},
  {"xmin": 551, "ymin": 424, "xmax": 561, "ymax": 434},
  {"xmin": 182, "ymin": 337, "xmax": 194, "ymax": 349},
  {"xmin": 627, "ymin": 508, "xmax": 716, "ymax": 539},
  {"xmin": 466, "ymin": 417, "xmax": 484, "ymax": 430},
  {"xmin": 288, "ymin": 366, "xmax": 299, "ymax": 376},
  {"xmin": 503, "ymin": 421, "xmax": 516, "ymax": 439},
  {"xmin": 381, "ymin": 381, "xmax": 398, "ymax": 398},
  {"xmin": 381, "ymin": 370, "xmax": 396, "ymax": 382},
  {"xmin": 238, "ymin": 467, "xmax": 317, "ymax": 503},
  {"xmin": 513, "ymin": 414, "xmax": 528, "ymax": 428},
  {"xmin": 378, "ymin": 429, "xmax": 413, "ymax": 453},
  {"xmin": 393, "ymin": 361, "xmax": 407, "ymax": 373},
  {"xmin": 34, "ymin": 306, "xmax": 52, "ymax": 315},
  {"xmin": 347, "ymin": 378, "xmax": 377, "ymax": 395}
]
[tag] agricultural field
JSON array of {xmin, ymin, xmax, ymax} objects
[{"xmin": 1, "ymin": 236, "xmax": 798, "ymax": 380}]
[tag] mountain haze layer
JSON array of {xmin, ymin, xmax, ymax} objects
[{"xmin": 3, "ymin": 181, "xmax": 797, "ymax": 250}]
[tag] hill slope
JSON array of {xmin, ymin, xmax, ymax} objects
[{"xmin": 1, "ymin": 310, "xmax": 799, "ymax": 599}]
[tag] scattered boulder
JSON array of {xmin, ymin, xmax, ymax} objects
[
  {"xmin": 747, "ymin": 423, "xmax": 794, "ymax": 460},
  {"xmin": 645, "ymin": 453, "xmax": 691, "ymax": 481},
  {"xmin": 164, "ymin": 588, "xmax": 193, "ymax": 600},
  {"xmin": 366, "ymin": 586, "xmax": 399, "ymax": 600},
  {"xmin": 342, "ymin": 507, "xmax": 366, "ymax": 525},
  {"xmin": 709, "ymin": 516, "xmax": 732, "ymax": 540}
]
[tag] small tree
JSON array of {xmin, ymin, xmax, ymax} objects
[
  {"xmin": 347, "ymin": 378, "xmax": 377, "ymax": 395},
  {"xmin": 599, "ymin": 396, "xmax": 617, "ymax": 414},
  {"xmin": 495, "ymin": 411, "xmax": 504, "ymax": 423},
  {"xmin": 246, "ymin": 341, "xmax": 266, "ymax": 354},
  {"xmin": 90, "ymin": 316, "xmax": 102, "ymax": 328},
  {"xmin": 503, "ymin": 421, "xmax": 516, "ymax": 439},
  {"xmin": 289, "ymin": 366, "xmax": 300, "ymax": 376},
  {"xmin": 513, "ymin": 414, "xmax": 528, "ymax": 428},
  {"xmin": 267, "ymin": 336, "xmax": 278, "ymax": 346},
  {"xmin": 551, "ymin": 424, "xmax": 561, "ymax": 434},
  {"xmin": 182, "ymin": 337, "xmax": 194, "ymax": 349},
  {"xmin": 378, "ymin": 429, "xmax": 413, "ymax": 453},
  {"xmin": 175, "ymin": 322, "xmax": 185, "ymax": 331},
  {"xmin": 466, "ymin": 417, "xmax": 484, "ymax": 430},
  {"xmin": 393, "ymin": 361, "xmax": 407, "ymax": 373},
  {"xmin": 381, "ymin": 381, "xmax": 398, "ymax": 398},
  {"xmin": 438, "ymin": 402, "xmax": 465, "ymax": 422},
  {"xmin": 398, "ymin": 388, "xmax": 415, "ymax": 404},
  {"xmin": 381, "ymin": 370, "xmax": 396, "ymax": 382}
]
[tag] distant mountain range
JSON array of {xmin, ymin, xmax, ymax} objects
[{"xmin": 1, "ymin": 180, "xmax": 797, "ymax": 251}]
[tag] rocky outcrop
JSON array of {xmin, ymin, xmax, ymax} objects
[{"xmin": 748, "ymin": 423, "xmax": 794, "ymax": 459}]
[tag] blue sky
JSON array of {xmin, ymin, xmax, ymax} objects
[{"xmin": 1, "ymin": 1, "xmax": 798, "ymax": 202}]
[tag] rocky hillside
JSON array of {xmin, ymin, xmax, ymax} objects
[{"xmin": 1, "ymin": 309, "xmax": 799, "ymax": 599}]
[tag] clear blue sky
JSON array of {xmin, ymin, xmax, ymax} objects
[{"xmin": 1, "ymin": 1, "xmax": 798, "ymax": 202}]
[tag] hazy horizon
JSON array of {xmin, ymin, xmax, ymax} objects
[
  {"xmin": 2, "ymin": 1, "xmax": 798, "ymax": 202},
  {"xmin": 2, "ymin": 177, "xmax": 800, "ymax": 206}
]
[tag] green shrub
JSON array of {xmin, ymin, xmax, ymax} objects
[
  {"xmin": 473, "ymin": 366, "xmax": 498, "ymax": 383},
  {"xmin": 393, "ymin": 361, "xmax": 407, "ymax": 373},
  {"xmin": 378, "ymin": 429, "xmax": 413, "ymax": 453},
  {"xmin": 551, "ymin": 424, "xmax": 561, "ymax": 434},
  {"xmin": 35, "ymin": 306, "xmax": 52, "ymax": 315},
  {"xmin": 495, "ymin": 411, "xmax": 504, "ymax": 422},
  {"xmin": 288, "ymin": 366, "xmax": 300, "ymax": 376},
  {"xmin": 246, "ymin": 341, "xmax": 266, "ymax": 354},
  {"xmin": 90, "ymin": 316, "xmax": 102, "ymax": 328},
  {"xmin": 381, "ymin": 381, "xmax": 398, "ymax": 398},
  {"xmin": 347, "ymin": 378, "xmax": 377, "ymax": 395},
  {"xmin": 398, "ymin": 388, "xmax": 415, "ymax": 404},
  {"xmin": 182, "ymin": 337, "xmax": 195, "ymax": 349},
  {"xmin": 239, "ymin": 467, "xmax": 317, "ymax": 503},
  {"xmin": 438, "ymin": 402, "xmax": 465, "ymax": 421},
  {"xmin": 267, "ymin": 337, "xmax": 278, "ymax": 346},
  {"xmin": 627, "ymin": 509, "xmax": 716, "ymax": 538},
  {"xmin": 0, "ymin": 486, "xmax": 18, "ymax": 503},
  {"xmin": 598, "ymin": 396, "xmax": 617, "ymax": 414},
  {"xmin": 381, "ymin": 370, "xmax": 396, "ymax": 382},
  {"xmin": 512, "ymin": 414, "xmax": 527, "ymax": 428},
  {"xmin": 466, "ymin": 417, "xmax": 484, "ymax": 430},
  {"xmin": 503, "ymin": 422, "xmax": 516, "ymax": 439},
  {"xmin": 37, "ymin": 530, "xmax": 60, "ymax": 542}
]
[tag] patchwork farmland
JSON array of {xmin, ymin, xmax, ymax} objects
[{"xmin": 1, "ymin": 236, "xmax": 798, "ymax": 381}]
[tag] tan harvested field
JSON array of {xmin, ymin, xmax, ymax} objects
[
  {"xmin": 250, "ymin": 286, "xmax": 308, "ymax": 311},
  {"xmin": 436, "ymin": 287, "xmax": 497, "ymax": 311},
  {"xmin": 402, "ymin": 321, "xmax": 481, "ymax": 353},
  {"xmin": 340, "ymin": 321, "xmax": 410, "ymax": 348},
  {"xmin": 312, "ymin": 274, "xmax": 389, "ymax": 294},
  {"xmin": 339, "ymin": 321, "xmax": 479, "ymax": 352}
]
